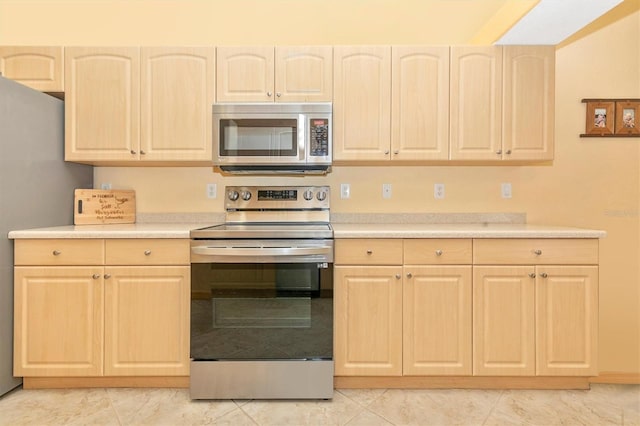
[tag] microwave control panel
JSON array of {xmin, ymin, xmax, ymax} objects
[{"xmin": 309, "ymin": 118, "xmax": 329, "ymax": 157}]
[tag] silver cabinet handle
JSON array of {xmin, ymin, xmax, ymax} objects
[
  {"xmin": 104, "ymin": 274, "xmax": 111, "ymax": 279},
  {"xmin": 384, "ymin": 150, "xmax": 390, "ymax": 155},
  {"xmin": 92, "ymin": 274, "xmax": 100, "ymax": 279},
  {"xmin": 366, "ymin": 250, "xmax": 373, "ymax": 255},
  {"xmin": 144, "ymin": 250, "xmax": 152, "ymax": 256},
  {"xmin": 540, "ymin": 272, "xmax": 548, "ymax": 278},
  {"xmin": 276, "ymin": 92, "xmax": 281, "ymax": 97},
  {"xmin": 140, "ymin": 150, "xmax": 146, "ymax": 155},
  {"xmin": 52, "ymin": 250, "xmax": 61, "ymax": 256},
  {"xmin": 393, "ymin": 150, "xmax": 399, "ymax": 155},
  {"xmin": 533, "ymin": 249, "xmax": 542, "ymax": 255},
  {"xmin": 435, "ymin": 250, "xmax": 443, "ymax": 256},
  {"xmin": 496, "ymin": 149, "xmax": 502, "ymax": 155},
  {"xmin": 406, "ymin": 272, "xmax": 412, "ymax": 278},
  {"xmin": 506, "ymin": 150, "xmax": 512, "ymax": 155},
  {"xmin": 130, "ymin": 150, "xmax": 137, "ymax": 155},
  {"xmin": 395, "ymin": 274, "xmax": 401, "ymax": 279},
  {"xmin": 528, "ymin": 273, "xmax": 536, "ymax": 278},
  {"xmin": 267, "ymin": 91, "xmax": 273, "ymax": 97}
]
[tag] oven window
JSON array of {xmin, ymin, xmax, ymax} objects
[
  {"xmin": 219, "ymin": 119, "xmax": 298, "ymax": 156},
  {"xmin": 191, "ymin": 263, "xmax": 333, "ymax": 361}
]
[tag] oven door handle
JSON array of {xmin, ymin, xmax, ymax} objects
[{"xmin": 191, "ymin": 245, "xmax": 333, "ymax": 257}]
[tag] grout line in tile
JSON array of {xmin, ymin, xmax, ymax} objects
[{"xmin": 481, "ymin": 389, "xmax": 505, "ymax": 426}]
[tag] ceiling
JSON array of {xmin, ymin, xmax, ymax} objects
[{"xmin": 496, "ymin": 0, "xmax": 625, "ymax": 45}]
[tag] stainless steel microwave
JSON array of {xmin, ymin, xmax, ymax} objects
[{"xmin": 213, "ymin": 103, "xmax": 332, "ymax": 174}]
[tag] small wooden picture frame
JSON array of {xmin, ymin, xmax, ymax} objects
[
  {"xmin": 585, "ymin": 101, "xmax": 615, "ymax": 135},
  {"xmin": 615, "ymin": 101, "xmax": 640, "ymax": 135}
]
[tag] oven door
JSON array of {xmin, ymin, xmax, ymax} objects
[
  {"xmin": 190, "ymin": 239, "xmax": 333, "ymax": 362},
  {"xmin": 214, "ymin": 113, "xmax": 305, "ymax": 165}
]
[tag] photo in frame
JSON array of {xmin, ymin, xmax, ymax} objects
[
  {"xmin": 585, "ymin": 101, "xmax": 615, "ymax": 135},
  {"xmin": 615, "ymin": 101, "xmax": 640, "ymax": 135}
]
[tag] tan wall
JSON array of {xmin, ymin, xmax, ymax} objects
[{"xmin": 2, "ymin": 0, "xmax": 639, "ymax": 377}]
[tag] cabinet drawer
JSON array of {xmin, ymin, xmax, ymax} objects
[
  {"xmin": 473, "ymin": 239, "xmax": 598, "ymax": 265},
  {"xmin": 14, "ymin": 239, "xmax": 104, "ymax": 265},
  {"xmin": 404, "ymin": 239, "xmax": 472, "ymax": 264},
  {"xmin": 105, "ymin": 239, "xmax": 190, "ymax": 265},
  {"xmin": 335, "ymin": 239, "xmax": 403, "ymax": 265}
]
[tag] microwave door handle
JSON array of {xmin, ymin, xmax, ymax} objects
[
  {"xmin": 299, "ymin": 113, "xmax": 306, "ymax": 161},
  {"xmin": 191, "ymin": 245, "xmax": 333, "ymax": 257}
]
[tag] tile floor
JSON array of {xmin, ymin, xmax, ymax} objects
[{"xmin": 0, "ymin": 384, "xmax": 638, "ymax": 425}]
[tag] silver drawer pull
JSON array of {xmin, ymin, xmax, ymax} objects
[
  {"xmin": 92, "ymin": 274, "xmax": 100, "ymax": 279},
  {"xmin": 540, "ymin": 272, "xmax": 548, "ymax": 278},
  {"xmin": 366, "ymin": 250, "xmax": 373, "ymax": 255},
  {"xmin": 395, "ymin": 274, "xmax": 401, "ymax": 279},
  {"xmin": 52, "ymin": 250, "xmax": 61, "ymax": 256},
  {"xmin": 533, "ymin": 249, "xmax": 542, "ymax": 255},
  {"xmin": 144, "ymin": 250, "xmax": 152, "ymax": 256},
  {"xmin": 406, "ymin": 272, "xmax": 412, "ymax": 278},
  {"xmin": 435, "ymin": 250, "xmax": 443, "ymax": 256},
  {"xmin": 104, "ymin": 274, "xmax": 111, "ymax": 279},
  {"xmin": 528, "ymin": 273, "xmax": 536, "ymax": 278}
]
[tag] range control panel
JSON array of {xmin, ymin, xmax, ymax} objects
[{"xmin": 225, "ymin": 186, "xmax": 330, "ymax": 210}]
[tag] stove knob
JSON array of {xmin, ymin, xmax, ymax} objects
[
  {"xmin": 316, "ymin": 190, "xmax": 327, "ymax": 201},
  {"xmin": 228, "ymin": 190, "xmax": 239, "ymax": 201},
  {"xmin": 303, "ymin": 190, "xmax": 314, "ymax": 201},
  {"xmin": 241, "ymin": 191, "xmax": 252, "ymax": 201}
]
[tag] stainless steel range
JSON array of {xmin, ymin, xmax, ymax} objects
[{"xmin": 190, "ymin": 186, "xmax": 334, "ymax": 399}]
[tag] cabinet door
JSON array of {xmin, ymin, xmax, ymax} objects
[
  {"xmin": 536, "ymin": 266, "xmax": 598, "ymax": 376},
  {"xmin": 140, "ymin": 47, "xmax": 215, "ymax": 162},
  {"xmin": 14, "ymin": 267, "xmax": 104, "ymax": 377},
  {"xmin": 403, "ymin": 266, "xmax": 471, "ymax": 375},
  {"xmin": 275, "ymin": 46, "xmax": 332, "ymax": 102},
  {"xmin": 216, "ymin": 46, "xmax": 274, "ymax": 102},
  {"xmin": 104, "ymin": 266, "xmax": 190, "ymax": 376},
  {"xmin": 0, "ymin": 46, "xmax": 64, "ymax": 91},
  {"xmin": 473, "ymin": 266, "xmax": 535, "ymax": 376},
  {"xmin": 450, "ymin": 46, "xmax": 502, "ymax": 160},
  {"xmin": 503, "ymin": 46, "xmax": 555, "ymax": 161},
  {"xmin": 333, "ymin": 46, "xmax": 391, "ymax": 161},
  {"xmin": 65, "ymin": 47, "xmax": 140, "ymax": 162},
  {"xmin": 334, "ymin": 266, "xmax": 402, "ymax": 376},
  {"xmin": 391, "ymin": 46, "xmax": 449, "ymax": 161}
]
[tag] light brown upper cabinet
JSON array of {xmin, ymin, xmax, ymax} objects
[
  {"xmin": 65, "ymin": 47, "xmax": 141, "ymax": 163},
  {"xmin": 216, "ymin": 46, "xmax": 332, "ymax": 103},
  {"xmin": 502, "ymin": 46, "xmax": 555, "ymax": 161},
  {"xmin": 0, "ymin": 46, "xmax": 64, "ymax": 92},
  {"xmin": 450, "ymin": 45, "xmax": 555, "ymax": 161},
  {"xmin": 140, "ymin": 47, "xmax": 214, "ymax": 162},
  {"xmin": 333, "ymin": 46, "xmax": 392, "ymax": 161},
  {"xmin": 65, "ymin": 46, "xmax": 214, "ymax": 164},
  {"xmin": 391, "ymin": 46, "xmax": 450, "ymax": 161},
  {"xmin": 450, "ymin": 46, "xmax": 503, "ymax": 161}
]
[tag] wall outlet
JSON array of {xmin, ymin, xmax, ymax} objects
[
  {"xmin": 101, "ymin": 183, "xmax": 112, "ymax": 190},
  {"xmin": 382, "ymin": 183, "xmax": 392, "ymax": 199},
  {"xmin": 501, "ymin": 183, "xmax": 512, "ymax": 199},
  {"xmin": 207, "ymin": 183, "xmax": 217, "ymax": 199},
  {"xmin": 434, "ymin": 183, "xmax": 445, "ymax": 199},
  {"xmin": 340, "ymin": 183, "xmax": 350, "ymax": 199}
]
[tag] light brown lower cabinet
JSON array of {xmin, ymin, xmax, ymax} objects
[
  {"xmin": 13, "ymin": 239, "xmax": 190, "ymax": 378},
  {"xmin": 335, "ymin": 238, "xmax": 599, "ymax": 380},
  {"xmin": 334, "ymin": 238, "xmax": 473, "ymax": 376}
]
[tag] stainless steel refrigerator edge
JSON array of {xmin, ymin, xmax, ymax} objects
[{"xmin": 0, "ymin": 77, "xmax": 93, "ymax": 396}]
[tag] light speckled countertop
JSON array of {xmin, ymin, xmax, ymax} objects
[
  {"xmin": 7, "ymin": 223, "xmax": 218, "ymax": 239},
  {"xmin": 331, "ymin": 223, "xmax": 606, "ymax": 239},
  {"xmin": 8, "ymin": 222, "xmax": 606, "ymax": 239}
]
